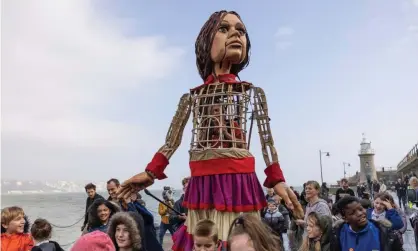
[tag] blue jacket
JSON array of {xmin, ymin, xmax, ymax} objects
[
  {"xmin": 366, "ymin": 208, "xmax": 403, "ymax": 230},
  {"xmin": 331, "ymin": 219, "xmax": 402, "ymax": 251}
]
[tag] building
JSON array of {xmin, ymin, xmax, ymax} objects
[{"xmin": 358, "ymin": 134, "xmax": 378, "ymax": 183}]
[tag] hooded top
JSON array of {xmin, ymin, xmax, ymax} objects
[
  {"xmin": 331, "ymin": 218, "xmax": 402, "ymax": 251},
  {"xmin": 366, "ymin": 207, "xmax": 403, "ymax": 230},
  {"xmin": 1, "ymin": 215, "xmax": 34, "ymax": 251},
  {"xmin": 302, "ymin": 214, "xmax": 332, "ymax": 251},
  {"xmin": 263, "ymin": 208, "xmax": 285, "ymax": 234},
  {"xmin": 71, "ymin": 231, "xmax": 115, "ymax": 251},
  {"xmin": 107, "ymin": 212, "xmax": 142, "ymax": 251},
  {"xmin": 304, "ymin": 198, "xmax": 331, "ymax": 223}
]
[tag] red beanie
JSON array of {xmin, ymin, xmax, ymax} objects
[{"xmin": 71, "ymin": 231, "xmax": 115, "ymax": 251}]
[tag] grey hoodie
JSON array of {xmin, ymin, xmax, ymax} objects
[{"xmin": 304, "ymin": 198, "xmax": 332, "ymax": 223}]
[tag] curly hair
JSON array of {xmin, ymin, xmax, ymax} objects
[
  {"xmin": 87, "ymin": 199, "xmax": 120, "ymax": 230},
  {"xmin": 107, "ymin": 212, "xmax": 142, "ymax": 251},
  {"xmin": 195, "ymin": 10, "xmax": 251, "ymax": 81}
]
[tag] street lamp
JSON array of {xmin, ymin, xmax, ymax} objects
[
  {"xmin": 319, "ymin": 150, "xmax": 330, "ymax": 184},
  {"xmin": 343, "ymin": 162, "xmax": 351, "ymax": 178}
]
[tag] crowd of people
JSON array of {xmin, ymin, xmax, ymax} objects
[{"xmin": 2, "ymin": 174, "xmax": 418, "ymax": 251}]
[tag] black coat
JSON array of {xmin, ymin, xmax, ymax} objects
[{"xmin": 83, "ymin": 193, "xmax": 104, "ymax": 227}]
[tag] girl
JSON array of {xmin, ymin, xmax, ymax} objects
[
  {"xmin": 299, "ymin": 212, "xmax": 331, "ymax": 251},
  {"xmin": 87, "ymin": 199, "xmax": 120, "ymax": 233},
  {"xmin": 193, "ymin": 219, "xmax": 223, "ymax": 251},
  {"xmin": 30, "ymin": 218, "xmax": 64, "ymax": 251},
  {"xmin": 227, "ymin": 214, "xmax": 282, "ymax": 251},
  {"xmin": 367, "ymin": 192, "xmax": 403, "ymax": 230},
  {"xmin": 107, "ymin": 212, "xmax": 143, "ymax": 251}
]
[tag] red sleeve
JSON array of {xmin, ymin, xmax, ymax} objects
[
  {"xmin": 145, "ymin": 152, "xmax": 169, "ymax": 180},
  {"xmin": 263, "ymin": 162, "xmax": 286, "ymax": 188}
]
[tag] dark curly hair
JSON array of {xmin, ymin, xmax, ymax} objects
[
  {"xmin": 87, "ymin": 199, "xmax": 120, "ymax": 230},
  {"xmin": 195, "ymin": 10, "xmax": 251, "ymax": 81},
  {"xmin": 336, "ymin": 196, "xmax": 361, "ymax": 217}
]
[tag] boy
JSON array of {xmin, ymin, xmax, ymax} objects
[
  {"xmin": 1, "ymin": 206, "xmax": 34, "ymax": 251},
  {"xmin": 331, "ymin": 196, "xmax": 402, "ymax": 251},
  {"xmin": 263, "ymin": 199, "xmax": 286, "ymax": 250}
]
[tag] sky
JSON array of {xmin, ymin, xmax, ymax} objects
[{"xmin": 2, "ymin": 0, "xmax": 418, "ymax": 189}]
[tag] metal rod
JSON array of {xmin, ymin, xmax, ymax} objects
[
  {"xmin": 319, "ymin": 150, "xmax": 324, "ymax": 184},
  {"xmin": 144, "ymin": 189, "xmax": 182, "ymax": 215}
]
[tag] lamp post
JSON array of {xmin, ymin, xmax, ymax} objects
[
  {"xmin": 319, "ymin": 150, "xmax": 330, "ymax": 184},
  {"xmin": 343, "ymin": 162, "xmax": 351, "ymax": 178}
]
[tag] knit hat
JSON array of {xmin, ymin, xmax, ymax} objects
[{"xmin": 71, "ymin": 231, "xmax": 115, "ymax": 251}]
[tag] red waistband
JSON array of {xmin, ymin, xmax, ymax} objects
[{"xmin": 189, "ymin": 157, "xmax": 255, "ymax": 177}]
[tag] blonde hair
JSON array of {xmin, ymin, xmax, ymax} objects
[
  {"xmin": 193, "ymin": 219, "xmax": 218, "ymax": 243},
  {"xmin": 227, "ymin": 214, "xmax": 282, "ymax": 251},
  {"xmin": 409, "ymin": 177, "xmax": 418, "ymax": 188},
  {"xmin": 305, "ymin": 180, "xmax": 320, "ymax": 191},
  {"xmin": 1, "ymin": 206, "xmax": 24, "ymax": 227},
  {"xmin": 299, "ymin": 212, "xmax": 331, "ymax": 251}
]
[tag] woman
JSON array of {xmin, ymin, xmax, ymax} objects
[
  {"xmin": 367, "ymin": 192, "xmax": 403, "ymax": 230},
  {"xmin": 87, "ymin": 199, "xmax": 120, "ymax": 233},
  {"xmin": 108, "ymin": 212, "xmax": 143, "ymax": 251},
  {"xmin": 295, "ymin": 181, "xmax": 331, "ymax": 228},
  {"xmin": 299, "ymin": 212, "xmax": 332, "ymax": 251}
]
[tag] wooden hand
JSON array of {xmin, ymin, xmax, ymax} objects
[
  {"xmin": 274, "ymin": 182, "xmax": 304, "ymax": 219},
  {"xmin": 117, "ymin": 172, "xmax": 154, "ymax": 201}
]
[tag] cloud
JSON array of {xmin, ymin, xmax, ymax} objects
[
  {"xmin": 275, "ymin": 26, "xmax": 295, "ymax": 37},
  {"xmin": 408, "ymin": 25, "xmax": 418, "ymax": 33},
  {"xmin": 2, "ymin": 0, "xmax": 184, "ymax": 180},
  {"xmin": 275, "ymin": 26, "xmax": 294, "ymax": 51},
  {"xmin": 413, "ymin": 0, "xmax": 418, "ymax": 6}
]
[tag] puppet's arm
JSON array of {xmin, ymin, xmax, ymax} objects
[
  {"xmin": 146, "ymin": 93, "xmax": 192, "ymax": 179},
  {"xmin": 117, "ymin": 94, "xmax": 191, "ymax": 199},
  {"xmin": 253, "ymin": 87, "xmax": 303, "ymax": 219}
]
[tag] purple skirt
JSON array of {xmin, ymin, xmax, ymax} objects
[{"xmin": 183, "ymin": 173, "xmax": 267, "ymax": 212}]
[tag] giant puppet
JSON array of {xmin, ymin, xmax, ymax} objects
[{"xmin": 118, "ymin": 10, "xmax": 303, "ymax": 249}]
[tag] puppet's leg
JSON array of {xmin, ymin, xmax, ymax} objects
[{"xmin": 253, "ymin": 87, "xmax": 303, "ymax": 219}]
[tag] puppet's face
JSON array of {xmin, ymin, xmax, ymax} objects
[{"xmin": 210, "ymin": 14, "xmax": 247, "ymax": 65}]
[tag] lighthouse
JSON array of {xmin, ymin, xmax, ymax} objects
[{"xmin": 358, "ymin": 134, "xmax": 378, "ymax": 184}]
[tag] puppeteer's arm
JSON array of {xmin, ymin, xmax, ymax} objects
[
  {"xmin": 145, "ymin": 93, "xmax": 192, "ymax": 180},
  {"xmin": 253, "ymin": 87, "xmax": 303, "ymax": 218}
]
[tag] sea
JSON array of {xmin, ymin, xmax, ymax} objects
[{"xmin": 1, "ymin": 190, "xmax": 179, "ymax": 250}]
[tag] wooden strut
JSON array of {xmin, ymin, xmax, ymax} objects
[
  {"xmin": 158, "ymin": 93, "xmax": 192, "ymax": 160},
  {"xmin": 252, "ymin": 87, "xmax": 278, "ymax": 167}
]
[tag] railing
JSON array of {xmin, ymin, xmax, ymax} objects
[
  {"xmin": 397, "ymin": 143, "xmax": 418, "ymax": 170},
  {"xmin": 358, "ymin": 149, "xmax": 375, "ymax": 155}
]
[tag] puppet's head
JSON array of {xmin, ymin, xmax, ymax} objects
[{"xmin": 195, "ymin": 10, "xmax": 251, "ymax": 81}]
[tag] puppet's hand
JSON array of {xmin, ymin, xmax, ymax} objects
[
  {"xmin": 274, "ymin": 182, "xmax": 304, "ymax": 219},
  {"xmin": 117, "ymin": 172, "xmax": 154, "ymax": 201}
]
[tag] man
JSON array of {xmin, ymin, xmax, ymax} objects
[
  {"xmin": 331, "ymin": 196, "xmax": 402, "ymax": 251},
  {"xmin": 106, "ymin": 178, "xmax": 120, "ymax": 203},
  {"xmin": 170, "ymin": 177, "xmax": 189, "ymax": 231},
  {"xmin": 81, "ymin": 183, "xmax": 104, "ymax": 231},
  {"xmin": 372, "ymin": 180, "xmax": 380, "ymax": 198},
  {"xmin": 335, "ymin": 178, "xmax": 355, "ymax": 202},
  {"xmin": 395, "ymin": 178, "xmax": 407, "ymax": 209}
]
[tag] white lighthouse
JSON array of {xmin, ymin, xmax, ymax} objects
[{"xmin": 358, "ymin": 134, "xmax": 378, "ymax": 184}]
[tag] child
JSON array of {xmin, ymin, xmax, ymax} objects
[
  {"xmin": 228, "ymin": 214, "xmax": 282, "ymax": 251},
  {"xmin": 192, "ymin": 219, "xmax": 223, "ymax": 251},
  {"xmin": 299, "ymin": 212, "xmax": 332, "ymax": 251},
  {"xmin": 107, "ymin": 212, "xmax": 142, "ymax": 251},
  {"xmin": 1, "ymin": 206, "xmax": 34, "ymax": 251},
  {"xmin": 331, "ymin": 196, "xmax": 402, "ymax": 251},
  {"xmin": 30, "ymin": 218, "xmax": 64, "ymax": 251},
  {"xmin": 368, "ymin": 192, "xmax": 403, "ymax": 230},
  {"xmin": 263, "ymin": 199, "xmax": 286, "ymax": 249}
]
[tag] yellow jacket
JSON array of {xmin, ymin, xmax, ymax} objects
[{"xmin": 159, "ymin": 201, "xmax": 173, "ymax": 224}]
